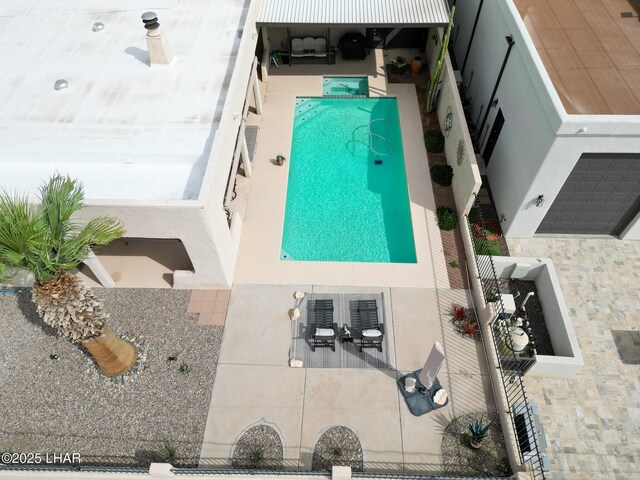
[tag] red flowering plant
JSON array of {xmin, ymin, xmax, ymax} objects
[{"xmin": 450, "ymin": 304, "xmax": 481, "ymax": 340}]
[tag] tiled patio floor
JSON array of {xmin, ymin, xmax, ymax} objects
[
  {"xmin": 508, "ymin": 237, "xmax": 640, "ymax": 479},
  {"xmin": 199, "ymin": 284, "xmax": 496, "ymax": 473}
]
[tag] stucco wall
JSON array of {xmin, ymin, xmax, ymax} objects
[
  {"xmin": 429, "ymin": 29, "xmax": 481, "ymax": 216},
  {"xmin": 74, "ymin": 202, "xmax": 233, "ymax": 289},
  {"xmin": 451, "ymin": 0, "xmax": 640, "ymax": 238}
]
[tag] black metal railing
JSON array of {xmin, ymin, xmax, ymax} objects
[
  {"xmin": 0, "ymin": 465, "xmax": 509, "ymax": 479},
  {"xmin": 466, "ymin": 195, "xmax": 548, "ymax": 479}
]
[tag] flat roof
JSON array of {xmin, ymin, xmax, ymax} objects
[
  {"xmin": 515, "ymin": 0, "xmax": 640, "ymax": 115},
  {"xmin": 257, "ymin": 0, "xmax": 450, "ymax": 26},
  {"xmin": 0, "ymin": 0, "xmax": 248, "ymax": 201}
]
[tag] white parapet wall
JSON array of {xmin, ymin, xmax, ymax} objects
[
  {"xmin": 488, "ymin": 256, "xmax": 583, "ymax": 377},
  {"xmin": 426, "ymin": 28, "xmax": 482, "ymax": 217}
]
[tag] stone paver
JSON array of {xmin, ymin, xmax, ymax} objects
[{"xmin": 508, "ymin": 237, "xmax": 640, "ymax": 480}]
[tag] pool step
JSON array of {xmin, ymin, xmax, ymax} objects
[{"xmin": 294, "ymin": 101, "xmax": 331, "ymax": 128}]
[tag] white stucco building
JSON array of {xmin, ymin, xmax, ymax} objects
[
  {"xmin": 0, "ymin": 0, "xmax": 264, "ymax": 288},
  {"xmin": 450, "ymin": 0, "xmax": 640, "ymax": 239}
]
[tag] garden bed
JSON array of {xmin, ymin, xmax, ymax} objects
[
  {"xmin": 232, "ymin": 425, "xmax": 283, "ymax": 470},
  {"xmin": 0, "ymin": 288, "xmax": 222, "ymax": 467},
  {"xmin": 312, "ymin": 426, "xmax": 363, "ymax": 472},
  {"xmin": 442, "ymin": 412, "xmax": 512, "ymax": 477}
]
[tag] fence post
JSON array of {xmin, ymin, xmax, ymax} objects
[{"xmin": 332, "ymin": 466, "xmax": 352, "ymax": 480}]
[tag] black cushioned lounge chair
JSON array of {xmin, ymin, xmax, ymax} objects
[
  {"xmin": 310, "ymin": 299, "xmax": 338, "ymax": 351},
  {"xmin": 353, "ymin": 300, "xmax": 384, "ymax": 352}
]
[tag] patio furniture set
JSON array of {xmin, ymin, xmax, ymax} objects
[{"xmin": 309, "ymin": 299, "xmax": 384, "ymax": 352}]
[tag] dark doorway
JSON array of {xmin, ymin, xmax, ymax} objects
[
  {"xmin": 365, "ymin": 28, "xmax": 427, "ymax": 50},
  {"xmin": 482, "ymin": 109, "xmax": 504, "ymax": 167}
]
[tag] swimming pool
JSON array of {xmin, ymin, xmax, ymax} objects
[
  {"xmin": 281, "ymin": 97, "xmax": 417, "ymax": 263},
  {"xmin": 323, "ymin": 76, "xmax": 369, "ymax": 96}
]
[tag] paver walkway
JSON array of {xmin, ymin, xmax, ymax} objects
[
  {"xmin": 199, "ymin": 284, "xmax": 496, "ymax": 473},
  {"xmin": 508, "ymin": 237, "xmax": 640, "ymax": 480}
]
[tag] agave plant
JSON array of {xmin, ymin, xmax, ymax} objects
[
  {"xmin": 0, "ymin": 175, "xmax": 136, "ymax": 376},
  {"xmin": 468, "ymin": 418, "xmax": 492, "ymax": 449}
]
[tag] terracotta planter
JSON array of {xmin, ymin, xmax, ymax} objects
[
  {"xmin": 470, "ymin": 438, "xmax": 482, "ymax": 449},
  {"xmin": 411, "ymin": 56, "xmax": 423, "ymax": 76},
  {"xmin": 82, "ymin": 327, "xmax": 137, "ymax": 376}
]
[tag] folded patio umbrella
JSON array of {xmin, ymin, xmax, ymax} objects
[{"xmin": 418, "ymin": 341, "xmax": 445, "ymax": 389}]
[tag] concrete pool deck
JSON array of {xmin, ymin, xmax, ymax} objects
[
  {"xmin": 234, "ymin": 51, "xmax": 448, "ymax": 288},
  {"xmin": 199, "ymin": 284, "xmax": 496, "ymax": 472}
]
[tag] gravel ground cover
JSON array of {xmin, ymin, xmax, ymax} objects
[
  {"xmin": 232, "ymin": 425, "xmax": 283, "ymax": 470},
  {"xmin": 312, "ymin": 426, "xmax": 363, "ymax": 472},
  {"xmin": 0, "ymin": 288, "xmax": 222, "ymax": 467},
  {"xmin": 441, "ymin": 412, "xmax": 512, "ymax": 477}
]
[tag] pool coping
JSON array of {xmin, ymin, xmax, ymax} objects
[{"xmin": 234, "ymin": 60, "xmax": 448, "ymax": 288}]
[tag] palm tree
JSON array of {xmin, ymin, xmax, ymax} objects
[{"xmin": 0, "ymin": 175, "xmax": 137, "ymax": 376}]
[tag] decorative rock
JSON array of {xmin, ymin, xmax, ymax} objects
[
  {"xmin": 289, "ymin": 359, "xmax": 303, "ymax": 368},
  {"xmin": 294, "ymin": 291, "xmax": 305, "ymax": 300},
  {"xmin": 289, "ymin": 308, "xmax": 300, "ymax": 321}
]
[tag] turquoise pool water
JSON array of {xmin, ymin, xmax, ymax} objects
[
  {"xmin": 281, "ymin": 97, "xmax": 417, "ymax": 263},
  {"xmin": 323, "ymin": 76, "xmax": 369, "ymax": 96}
]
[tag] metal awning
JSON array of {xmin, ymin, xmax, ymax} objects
[{"xmin": 257, "ymin": 0, "xmax": 450, "ymax": 27}]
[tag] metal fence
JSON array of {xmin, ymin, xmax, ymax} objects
[
  {"xmin": 0, "ymin": 466, "xmax": 510, "ymax": 479},
  {"xmin": 466, "ymin": 196, "xmax": 548, "ymax": 479}
]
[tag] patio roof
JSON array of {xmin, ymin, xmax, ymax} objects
[{"xmin": 257, "ymin": 0, "xmax": 450, "ymax": 27}]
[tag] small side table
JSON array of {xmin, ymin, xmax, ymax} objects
[
  {"xmin": 339, "ymin": 327, "xmax": 358, "ymax": 344},
  {"xmin": 340, "ymin": 334, "xmax": 353, "ymax": 344}
]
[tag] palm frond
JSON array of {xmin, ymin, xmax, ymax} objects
[
  {"xmin": 38, "ymin": 174, "xmax": 85, "ymax": 243},
  {"xmin": 0, "ymin": 261, "xmax": 9, "ymax": 283},
  {"xmin": 0, "ymin": 192, "xmax": 48, "ymax": 269},
  {"xmin": 52, "ymin": 216, "xmax": 125, "ymax": 269}
]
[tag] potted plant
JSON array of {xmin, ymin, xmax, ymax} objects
[
  {"xmin": 275, "ymin": 155, "xmax": 286, "ymax": 166},
  {"xmin": 468, "ymin": 418, "xmax": 492, "ymax": 449}
]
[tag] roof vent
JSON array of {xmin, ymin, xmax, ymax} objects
[
  {"xmin": 141, "ymin": 11, "xmax": 160, "ymax": 30},
  {"xmin": 92, "ymin": 22, "xmax": 104, "ymax": 32},
  {"xmin": 54, "ymin": 79, "xmax": 69, "ymax": 90},
  {"xmin": 141, "ymin": 12, "xmax": 173, "ymax": 65}
]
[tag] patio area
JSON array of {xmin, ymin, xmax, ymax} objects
[
  {"xmin": 508, "ymin": 237, "xmax": 640, "ymax": 479},
  {"xmin": 199, "ymin": 284, "xmax": 497, "ymax": 473},
  {"xmin": 233, "ymin": 49, "xmax": 449, "ymax": 288}
]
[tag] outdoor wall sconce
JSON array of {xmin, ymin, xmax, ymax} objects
[
  {"xmin": 535, "ymin": 195, "xmax": 545, "ymax": 207},
  {"xmin": 491, "ymin": 98, "xmax": 499, "ymax": 108},
  {"xmin": 432, "ymin": 33, "xmax": 439, "ymax": 47}
]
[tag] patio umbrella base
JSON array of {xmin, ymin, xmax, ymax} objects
[{"xmin": 397, "ymin": 371, "xmax": 448, "ymax": 416}]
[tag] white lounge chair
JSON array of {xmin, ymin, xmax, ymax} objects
[
  {"xmin": 291, "ymin": 38, "xmax": 304, "ymax": 57},
  {"xmin": 303, "ymin": 37, "xmax": 315, "ymax": 55},
  {"xmin": 314, "ymin": 38, "xmax": 327, "ymax": 57}
]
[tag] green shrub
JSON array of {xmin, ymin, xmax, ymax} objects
[
  {"xmin": 179, "ymin": 363, "xmax": 193, "ymax": 374},
  {"xmin": 158, "ymin": 444, "xmax": 178, "ymax": 463},
  {"xmin": 430, "ymin": 164, "xmax": 454, "ymax": 186},
  {"xmin": 424, "ymin": 130, "xmax": 445, "ymax": 153},
  {"xmin": 437, "ymin": 206, "xmax": 458, "ymax": 231}
]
